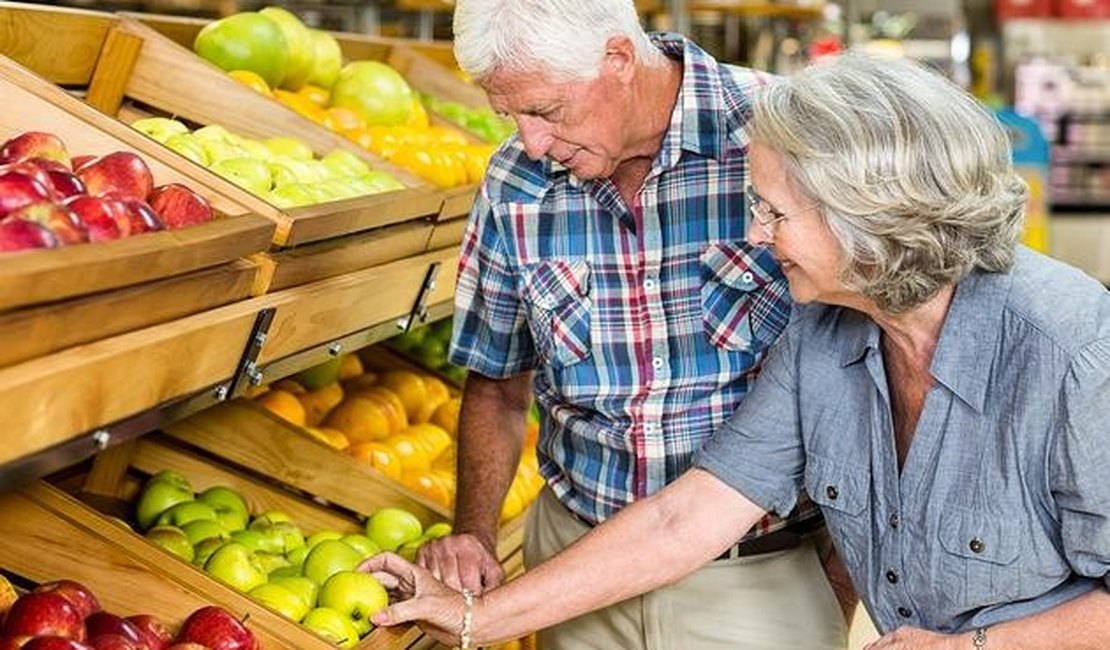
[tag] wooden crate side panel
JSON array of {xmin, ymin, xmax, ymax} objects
[
  {"xmin": 420, "ymin": 245, "xmax": 462, "ymax": 308},
  {"xmin": 279, "ymin": 189, "xmax": 441, "ymax": 248},
  {"xmin": 0, "ymin": 2, "xmax": 115, "ymax": 85},
  {"xmin": 0, "ymin": 259, "xmax": 256, "ymax": 368},
  {"xmin": 426, "ymin": 217, "xmax": 467, "ymax": 251},
  {"xmin": 437, "ymin": 185, "xmax": 477, "ymax": 221}
]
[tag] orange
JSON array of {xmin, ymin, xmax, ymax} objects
[
  {"xmin": 400, "ymin": 469, "xmax": 452, "ymax": 508},
  {"xmin": 382, "ymin": 433, "xmax": 431, "ymax": 471},
  {"xmin": 404, "ymin": 423, "xmax": 453, "ymax": 460},
  {"xmin": 272, "ymin": 378, "xmax": 307, "ymax": 395},
  {"xmin": 256, "ymin": 389, "xmax": 307, "ymax": 427},
  {"xmin": 322, "ymin": 107, "xmax": 366, "ymax": 133},
  {"xmin": 430, "ymin": 397, "xmax": 461, "ymax": 437},
  {"xmin": 348, "ymin": 441, "xmax": 403, "ymax": 481},
  {"xmin": 341, "ymin": 372, "xmax": 378, "ymax": 394},
  {"xmin": 227, "ymin": 69, "xmax": 273, "ymax": 96},
  {"xmin": 305, "ymin": 426, "xmax": 350, "ymax": 451},
  {"xmin": 297, "ymin": 83, "xmax": 330, "ymax": 107},
  {"xmin": 413, "ymin": 375, "xmax": 451, "ymax": 424},
  {"xmin": 376, "ymin": 370, "xmax": 428, "ymax": 423},
  {"xmin": 349, "ymin": 386, "xmax": 409, "ymax": 434},
  {"xmin": 337, "ymin": 354, "xmax": 364, "ymax": 381},
  {"xmin": 322, "ymin": 395, "xmax": 392, "ymax": 443},
  {"xmin": 433, "ymin": 446, "xmax": 456, "ymax": 472},
  {"xmin": 298, "ymin": 381, "xmax": 344, "ymax": 427},
  {"xmin": 274, "ymin": 89, "xmax": 328, "ymax": 123}
]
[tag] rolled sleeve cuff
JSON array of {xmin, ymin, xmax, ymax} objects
[
  {"xmin": 447, "ymin": 346, "xmax": 536, "ymax": 379},
  {"xmin": 694, "ymin": 452, "xmax": 799, "ymax": 519}
]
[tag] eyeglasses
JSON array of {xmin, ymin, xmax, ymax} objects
[{"xmin": 746, "ymin": 185, "xmax": 789, "ymax": 238}]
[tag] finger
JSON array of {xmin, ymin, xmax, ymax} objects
[
  {"xmin": 457, "ymin": 555, "xmax": 485, "ymax": 594},
  {"xmin": 438, "ymin": 551, "xmax": 465, "ymax": 592},
  {"xmin": 371, "ymin": 597, "xmax": 437, "ymax": 627},
  {"xmin": 370, "ymin": 570, "xmax": 402, "ymax": 591},
  {"xmin": 359, "ymin": 551, "xmax": 411, "ymax": 576},
  {"xmin": 480, "ymin": 559, "xmax": 506, "ymax": 591}
]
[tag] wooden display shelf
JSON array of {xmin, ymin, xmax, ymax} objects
[
  {"xmin": 0, "ymin": 2, "xmax": 445, "ymax": 248},
  {"xmin": 0, "ymin": 53, "xmax": 275, "ymax": 312},
  {"xmin": 425, "ymin": 215, "xmax": 468, "ymax": 251}
]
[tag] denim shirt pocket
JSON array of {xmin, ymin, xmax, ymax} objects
[
  {"xmin": 520, "ymin": 260, "xmax": 593, "ymax": 368},
  {"xmin": 936, "ymin": 509, "xmax": 1022, "ymax": 609},
  {"xmin": 805, "ymin": 452, "xmax": 870, "ymax": 569},
  {"xmin": 700, "ymin": 242, "xmax": 791, "ymax": 354}
]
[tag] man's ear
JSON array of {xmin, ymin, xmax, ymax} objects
[{"xmin": 603, "ymin": 35, "xmax": 636, "ymax": 84}]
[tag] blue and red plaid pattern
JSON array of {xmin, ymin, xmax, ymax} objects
[{"xmin": 450, "ymin": 34, "xmax": 817, "ymax": 536}]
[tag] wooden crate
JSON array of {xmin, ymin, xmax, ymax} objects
[
  {"xmin": 0, "ymin": 53, "xmax": 275, "ymax": 312},
  {"xmin": 0, "ymin": 2, "xmax": 445, "ymax": 250},
  {"xmin": 425, "ymin": 215, "xmax": 468, "ymax": 252}
]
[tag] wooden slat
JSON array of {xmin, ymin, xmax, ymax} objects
[
  {"xmin": 278, "ymin": 189, "xmax": 441, "ymax": 248},
  {"xmin": 0, "ymin": 259, "xmax": 256, "ymax": 368},
  {"xmin": 85, "ymin": 26, "xmax": 144, "ymax": 115},
  {"xmin": 426, "ymin": 217, "xmax": 467, "ymax": 251},
  {"xmin": 0, "ymin": 2, "xmax": 116, "ymax": 85},
  {"xmin": 255, "ymin": 221, "xmax": 435, "ymax": 294},
  {"xmin": 438, "ymin": 185, "xmax": 478, "ymax": 221},
  {"xmin": 83, "ymin": 439, "xmax": 139, "ymax": 499}
]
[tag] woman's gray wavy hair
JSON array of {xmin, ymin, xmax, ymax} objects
[
  {"xmin": 453, "ymin": 0, "xmax": 664, "ymax": 82},
  {"xmin": 750, "ymin": 54, "xmax": 1028, "ymax": 313}
]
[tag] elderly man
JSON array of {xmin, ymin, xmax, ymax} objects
[{"xmin": 417, "ymin": 0, "xmax": 848, "ymax": 648}]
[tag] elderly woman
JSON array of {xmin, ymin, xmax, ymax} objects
[{"xmin": 362, "ymin": 54, "xmax": 1110, "ymax": 649}]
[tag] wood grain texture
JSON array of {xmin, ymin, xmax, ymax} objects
[
  {"xmin": 425, "ymin": 217, "xmax": 467, "ymax": 251},
  {"xmin": 278, "ymin": 188, "xmax": 441, "ymax": 248},
  {"xmin": 85, "ymin": 26, "xmax": 143, "ymax": 115},
  {"xmin": 0, "ymin": 260, "xmax": 256, "ymax": 368},
  {"xmin": 0, "ymin": 2, "xmax": 115, "ymax": 85}
]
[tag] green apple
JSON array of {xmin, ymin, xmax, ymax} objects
[
  {"xmin": 211, "ymin": 157, "xmax": 272, "ymax": 194},
  {"xmin": 285, "ymin": 544, "xmax": 310, "ymax": 567},
  {"xmin": 270, "ymin": 575, "xmax": 319, "ymax": 611},
  {"xmin": 230, "ymin": 529, "xmax": 283, "ymax": 555},
  {"xmin": 259, "ymin": 6, "xmax": 313, "ymax": 91},
  {"xmin": 249, "ymin": 582, "xmax": 308, "ymax": 622},
  {"xmin": 197, "ymin": 486, "xmax": 250, "ymax": 532},
  {"xmin": 307, "ymin": 29, "xmax": 342, "ymax": 90},
  {"xmin": 193, "ymin": 537, "xmax": 227, "ymax": 567},
  {"xmin": 303, "ymin": 540, "xmax": 362, "ymax": 586},
  {"xmin": 255, "ymin": 551, "xmax": 292, "ymax": 575},
  {"xmin": 331, "ymin": 61, "xmax": 414, "ymax": 126},
  {"xmin": 192, "ymin": 124, "xmax": 235, "ymax": 142},
  {"xmin": 265, "ymin": 137, "xmax": 314, "ymax": 161},
  {"xmin": 239, "ymin": 138, "xmax": 273, "ymax": 162},
  {"xmin": 397, "ymin": 537, "xmax": 423, "ymax": 563},
  {"xmin": 339, "ymin": 534, "xmax": 380, "ymax": 559},
  {"xmin": 320, "ymin": 150, "xmax": 370, "ymax": 178},
  {"xmin": 182, "ymin": 518, "xmax": 229, "ymax": 546},
  {"xmin": 302, "ymin": 607, "xmax": 360, "ymax": 648},
  {"xmin": 250, "ymin": 510, "xmax": 293, "ymax": 527},
  {"xmin": 204, "ymin": 542, "xmax": 267, "ymax": 592},
  {"xmin": 164, "ymin": 133, "xmax": 210, "ymax": 166},
  {"xmin": 200, "ymin": 139, "xmax": 249, "ymax": 165},
  {"xmin": 364, "ymin": 507, "xmax": 423, "ymax": 552},
  {"xmin": 315, "ymin": 179, "xmax": 360, "ymax": 201},
  {"xmin": 318, "ymin": 571, "xmax": 388, "ymax": 636},
  {"xmin": 270, "ymin": 156, "xmax": 322, "ymax": 183},
  {"xmin": 145, "ymin": 525, "xmax": 195, "ymax": 563},
  {"xmin": 306, "ymin": 530, "xmax": 345, "ymax": 549},
  {"xmin": 135, "ymin": 475, "xmax": 194, "ymax": 530},
  {"xmin": 268, "ymin": 183, "xmax": 316, "ymax": 209},
  {"xmin": 194, "ymin": 12, "xmax": 289, "ymax": 88},
  {"xmin": 423, "ymin": 522, "xmax": 452, "ymax": 540},
  {"xmin": 263, "ymin": 521, "xmax": 306, "ymax": 554},
  {"xmin": 156, "ymin": 500, "xmax": 218, "ymax": 528},
  {"xmin": 267, "ymin": 564, "xmax": 302, "ymax": 581},
  {"xmin": 361, "ymin": 170, "xmax": 405, "ymax": 192},
  {"xmin": 131, "ymin": 117, "xmax": 189, "ymax": 144},
  {"xmin": 266, "ymin": 162, "xmax": 299, "ymax": 189}
]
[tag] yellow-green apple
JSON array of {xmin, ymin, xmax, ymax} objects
[
  {"xmin": 248, "ymin": 511, "xmax": 292, "ymax": 528},
  {"xmin": 63, "ymin": 196, "xmax": 129, "ymax": 242},
  {"xmin": 306, "ymin": 30, "xmax": 341, "ymax": 90},
  {"xmin": 203, "ymin": 543, "xmax": 267, "ymax": 592},
  {"xmin": 197, "ymin": 486, "xmax": 249, "ymax": 532},
  {"xmin": 182, "ymin": 518, "xmax": 229, "ymax": 546},
  {"xmin": 124, "ymin": 615, "xmax": 173, "ymax": 650},
  {"xmin": 156, "ymin": 501, "xmax": 218, "ymax": 528},
  {"xmin": 192, "ymin": 537, "xmax": 226, "ymax": 567},
  {"xmin": 422, "ymin": 522, "xmax": 452, "ymax": 540},
  {"xmin": 75, "ymin": 153, "xmax": 153, "ymax": 201},
  {"xmin": 330, "ymin": 62, "xmax": 414, "ymax": 126},
  {"xmin": 0, "ymin": 217, "xmax": 58, "ymax": 252},
  {"xmin": 210, "ymin": 158, "xmax": 271, "ymax": 195},
  {"xmin": 3, "ymin": 593, "xmax": 85, "ymax": 640},
  {"xmin": 134, "ymin": 471, "xmax": 194, "ymax": 529},
  {"xmin": 228, "ymin": 530, "xmax": 281, "ymax": 555},
  {"xmin": 339, "ymin": 534, "xmax": 379, "ymax": 559},
  {"xmin": 305, "ymin": 530, "xmax": 344, "ymax": 549},
  {"xmin": 317, "ymin": 571, "xmax": 388, "ymax": 636},
  {"xmin": 194, "ymin": 12, "xmax": 289, "ymax": 88},
  {"xmin": 84, "ymin": 613, "xmax": 144, "ymax": 648},
  {"xmin": 32, "ymin": 581, "xmax": 100, "ymax": 620},
  {"xmin": 0, "ymin": 132, "xmax": 69, "ymax": 167},
  {"xmin": 163, "ymin": 134, "xmax": 209, "ymax": 167},
  {"xmin": 237, "ymin": 139, "xmax": 272, "ymax": 162},
  {"xmin": 320, "ymin": 150, "xmax": 369, "ymax": 178},
  {"xmin": 364, "ymin": 507, "xmax": 422, "ymax": 552},
  {"xmin": 263, "ymin": 137, "xmax": 313, "ymax": 161},
  {"xmin": 284, "ymin": 544, "xmax": 309, "ymax": 568},
  {"xmin": 0, "ymin": 169, "xmax": 52, "ymax": 218},
  {"xmin": 302, "ymin": 540, "xmax": 362, "ymax": 586},
  {"xmin": 266, "ymin": 565, "xmax": 300, "ymax": 581},
  {"xmin": 259, "ymin": 7, "xmax": 313, "ymax": 90},
  {"xmin": 254, "ymin": 522, "xmax": 305, "ymax": 555},
  {"xmin": 265, "ymin": 162, "xmax": 298, "ymax": 190},
  {"xmin": 268, "ymin": 575, "xmax": 318, "ymax": 611},
  {"xmin": 176, "ymin": 606, "xmax": 258, "ymax": 650},
  {"xmin": 147, "ymin": 184, "xmax": 214, "ymax": 229},
  {"xmin": 112, "ymin": 198, "xmax": 166, "ymax": 235},
  {"xmin": 300, "ymin": 608, "xmax": 358, "ymax": 649},
  {"xmin": 10, "ymin": 202, "xmax": 87, "ymax": 245},
  {"xmin": 397, "ymin": 537, "xmax": 423, "ymax": 562},
  {"xmin": 267, "ymin": 183, "xmax": 317, "ymax": 208},
  {"xmin": 145, "ymin": 525, "xmax": 195, "ymax": 563},
  {"xmin": 130, "ymin": 118, "xmax": 189, "ymax": 144},
  {"xmin": 247, "ymin": 583, "xmax": 307, "ymax": 622},
  {"xmin": 360, "ymin": 170, "xmax": 405, "ymax": 192},
  {"xmin": 253, "ymin": 552, "xmax": 291, "ymax": 575}
]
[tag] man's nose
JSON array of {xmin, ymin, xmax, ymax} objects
[{"xmin": 516, "ymin": 116, "xmax": 553, "ymax": 160}]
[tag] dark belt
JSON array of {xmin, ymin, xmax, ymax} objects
[{"xmin": 714, "ymin": 517, "xmax": 826, "ymax": 561}]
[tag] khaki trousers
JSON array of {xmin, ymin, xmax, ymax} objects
[{"xmin": 523, "ymin": 487, "xmax": 847, "ymax": 650}]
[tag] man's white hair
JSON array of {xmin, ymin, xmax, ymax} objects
[{"xmin": 453, "ymin": 0, "xmax": 664, "ymax": 82}]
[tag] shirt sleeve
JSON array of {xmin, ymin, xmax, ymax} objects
[
  {"xmin": 1050, "ymin": 336, "xmax": 1110, "ymax": 589},
  {"xmin": 448, "ymin": 188, "xmax": 539, "ymax": 377},
  {"xmin": 694, "ymin": 321, "xmax": 807, "ymax": 517}
]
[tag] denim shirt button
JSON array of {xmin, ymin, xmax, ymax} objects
[
  {"xmin": 885, "ymin": 569, "xmax": 899, "ymax": 584},
  {"xmin": 897, "ymin": 606, "xmax": 912, "ymax": 618},
  {"xmin": 825, "ymin": 485, "xmax": 839, "ymax": 500},
  {"xmin": 889, "ymin": 513, "xmax": 900, "ymax": 529},
  {"xmin": 969, "ymin": 537, "xmax": 985, "ymax": 554}
]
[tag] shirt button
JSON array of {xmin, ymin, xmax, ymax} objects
[
  {"xmin": 889, "ymin": 513, "xmax": 900, "ymax": 529},
  {"xmin": 644, "ymin": 278, "xmax": 656, "ymax": 290},
  {"xmin": 825, "ymin": 485, "xmax": 839, "ymax": 500},
  {"xmin": 741, "ymin": 271, "xmax": 754, "ymax": 284},
  {"xmin": 652, "ymin": 357, "xmax": 664, "ymax": 369},
  {"xmin": 885, "ymin": 569, "xmax": 899, "ymax": 584},
  {"xmin": 897, "ymin": 606, "xmax": 912, "ymax": 618},
  {"xmin": 969, "ymin": 537, "xmax": 985, "ymax": 554}
]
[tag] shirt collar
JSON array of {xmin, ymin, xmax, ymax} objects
[{"xmin": 652, "ymin": 32, "xmax": 729, "ymax": 168}]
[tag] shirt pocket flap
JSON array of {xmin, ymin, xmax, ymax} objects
[
  {"xmin": 804, "ymin": 454, "xmax": 868, "ymax": 516},
  {"xmin": 938, "ymin": 512, "xmax": 1021, "ymax": 565},
  {"xmin": 522, "ymin": 260, "xmax": 591, "ymax": 310},
  {"xmin": 700, "ymin": 241, "xmax": 781, "ymax": 292}
]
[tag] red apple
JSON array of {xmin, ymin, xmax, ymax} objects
[
  {"xmin": 0, "ymin": 637, "xmax": 32, "ymax": 650},
  {"xmin": 20, "ymin": 638, "xmax": 93, "ymax": 650},
  {"xmin": 64, "ymin": 196, "xmax": 130, "ymax": 241},
  {"xmin": 24, "ymin": 158, "xmax": 71, "ymax": 174},
  {"xmin": 75, "ymin": 152, "xmax": 153, "ymax": 201},
  {"xmin": 174, "ymin": 608, "xmax": 255, "ymax": 650},
  {"xmin": 87, "ymin": 636, "xmax": 139, "ymax": 650},
  {"xmin": 163, "ymin": 645, "xmax": 208, "ymax": 650},
  {"xmin": 0, "ymin": 132, "xmax": 69, "ymax": 167},
  {"xmin": 71, "ymin": 155, "xmax": 96, "ymax": 171},
  {"xmin": 0, "ymin": 217, "xmax": 59, "ymax": 252},
  {"xmin": 83, "ymin": 614, "xmax": 142, "ymax": 648},
  {"xmin": 44, "ymin": 170, "xmax": 87, "ymax": 199},
  {"xmin": 146, "ymin": 184, "xmax": 213, "ymax": 229},
  {"xmin": 33, "ymin": 581, "xmax": 100, "ymax": 621},
  {"xmin": 0, "ymin": 170, "xmax": 52, "ymax": 218},
  {"xmin": 110, "ymin": 197, "xmax": 164, "ymax": 235},
  {"xmin": 125, "ymin": 616, "xmax": 172, "ymax": 650},
  {"xmin": 10, "ymin": 202, "xmax": 87, "ymax": 245},
  {"xmin": 2, "ymin": 593, "xmax": 84, "ymax": 640}
]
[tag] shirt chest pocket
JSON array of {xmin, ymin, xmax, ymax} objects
[
  {"xmin": 700, "ymin": 242, "xmax": 790, "ymax": 354},
  {"xmin": 935, "ymin": 510, "xmax": 1022, "ymax": 609},
  {"xmin": 521, "ymin": 260, "xmax": 593, "ymax": 368},
  {"xmin": 805, "ymin": 453, "xmax": 870, "ymax": 570}
]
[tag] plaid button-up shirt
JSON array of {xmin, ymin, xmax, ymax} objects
[{"xmin": 450, "ymin": 34, "xmax": 819, "ymax": 536}]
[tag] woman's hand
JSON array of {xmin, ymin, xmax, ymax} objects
[
  {"xmin": 864, "ymin": 626, "xmax": 964, "ymax": 650},
  {"xmin": 359, "ymin": 552, "xmax": 469, "ymax": 646}
]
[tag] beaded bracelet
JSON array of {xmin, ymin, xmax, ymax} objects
[
  {"xmin": 459, "ymin": 589, "xmax": 475, "ymax": 650},
  {"xmin": 972, "ymin": 627, "xmax": 987, "ymax": 648}
]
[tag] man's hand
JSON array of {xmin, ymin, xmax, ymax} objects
[
  {"xmin": 864, "ymin": 626, "xmax": 963, "ymax": 650},
  {"xmin": 416, "ymin": 532, "xmax": 505, "ymax": 594},
  {"xmin": 360, "ymin": 552, "xmax": 468, "ymax": 646}
]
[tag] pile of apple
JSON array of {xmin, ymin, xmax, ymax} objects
[
  {"xmin": 129, "ymin": 119, "xmax": 403, "ymax": 210},
  {"xmin": 133, "ymin": 472, "xmax": 446, "ymax": 648},
  {"xmin": 0, "ymin": 577, "xmax": 258, "ymax": 650},
  {"xmin": 0, "ymin": 132, "xmax": 213, "ymax": 254},
  {"xmin": 419, "ymin": 93, "xmax": 515, "ymax": 145}
]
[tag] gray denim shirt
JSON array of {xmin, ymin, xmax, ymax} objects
[{"xmin": 696, "ymin": 246, "xmax": 1110, "ymax": 634}]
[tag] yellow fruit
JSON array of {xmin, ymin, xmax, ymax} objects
[
  {"xmin": 256, "ymin": 389, "xmax": 307, "ymax": 427},
  {"xmin": 322, "ymin": 106, "xmax": 366, "ymax": 133},
  {"xmin": 351, "ymin": 386, "xmax": 409, "ymax": 434},
  {"xmin": 322, "ymin": 395, "xmax": 392, "ymax": 443},
  {"xmin": 274, "ymin": 89, "xmax": 328, "ymax": 123},
  {"xmin": 227, "ymin": 69, "xmax": 273, "ymax": 96},
  {"xmin": 405, "ymin": 423, "xmax": 453, "ymax": 460},
  {"xmin": 305, "ymin": 426, "xmax": 350, "ymax": 451},
  {"xmin": 272, "ymin": 378, "xmax": 307, "ymax": 395},
  {"xmin": 382, "ymin": 433, "xmax": 431, "ymax": 471},
  {"xmin": 414, "ymin": 376, "xmax": 451, "ymax": 423},
  {"xmin": 341, "ymin": 372, "xmax": 378, "ymax": 394},
  {"xmin": 299, "ymin": 381, "xmax": 345, "ymax": 427},
  {"xmin": 430, "ymin": 397, "xmax": 461, "ymax": 436},
  {"xmin": 400, "ymin": 469, "xmax": 452, "ymax": 508},
  {"xmin": 377, "ymin": 370, "xmax": 428, "ymax": 423},
  {"xmin": 0, "ymin": 573, "xmax": 17, "ymax": 621},
  {"xmin": 242, "ymin": 384, "xmax": 270, "ymax": 399},
  {"xmin": 348, "ymin": 441, "xmax": 403, "ymax": 480},
  {"xmin": 406, "ymin": 99, "xmax": 430, "ymax": 128},
  {"xmin": 297, "ymin": 83, "xmax": 330, "ymax": 107},
  {"xmin": 433, "ymin": 446, "xmax": 456, "ymax": 472},
  {"xmin": 337, "ymin": 354, "xmax": 364, "ymax": 381},
  {"xmin": 500, "ymin": 483, "xmax": 525, "ymax": 522}
]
